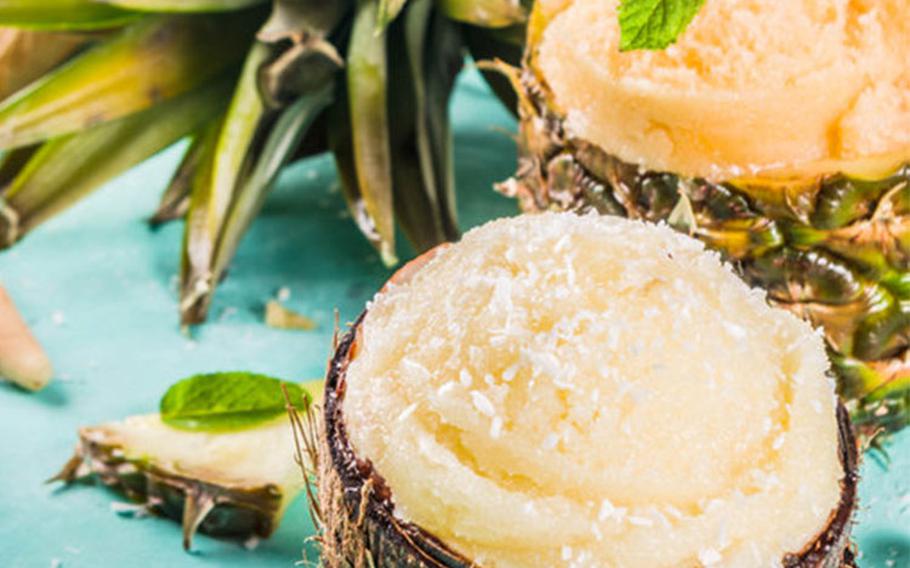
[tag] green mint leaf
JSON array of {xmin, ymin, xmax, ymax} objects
[
  {"xmin": 618, "ymin": 0, "xmax": 705, "ymax": 51},
  {"xmin": 160, "ymin": 372, "xmax": 310, "ymax": 432}
]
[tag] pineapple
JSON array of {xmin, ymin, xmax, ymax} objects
[
  {"xmin": 503, "ymin": 0, "xmax": 910, "ymax": 437},
  {"xmin": 0, "ymin": 0, "xmax": 526, "ymax": 325}
]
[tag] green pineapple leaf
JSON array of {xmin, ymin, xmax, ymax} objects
[
  {"xmin": 0, "ymin": 0, "xmax": 139, "ymax": 30},
  {"xmin": 326, "ymin": 84, "xmax": 371, "ymax": 240},
  {"xmin": 180, "ymin": 42, "xmax": 269, "ymax": 325},
  {"xmin": 386, "ymin": 0, "xmax": 460, "ymax": 251},
  {"xmin": 211, "ymin": 84, "xmax": 334, "ymax": 292},
  {"xmin": 0, "ymin": 78, "xmax": 231, "ymax": 248},
  {"xmin": 618, "ymin": 0, "xmax": 704, "ymax": 51},
  {"xmin": 436, "ymin": 0, "xmax": 526, "ymax": 28},
  {"xmin": 149, "ymin": 122, "xmax": 220, "ymax": 228},
  {"xmin": 347, "ymin": 0, "xmax": 397, "ymax": 266},
  {"xmin": 377, "ymin": 0, "xmax": 407, "ymax": 29},
  {"xmin": 102, "ymin": 0, "xmax": 266, "ymax": 12},
  {"xmin": 160, "ymin": 371, "xmax": 311, "ymax": 432},
  {"xmin": 0, "ymin": 13, "xmax": 256, "ymax": 151}
]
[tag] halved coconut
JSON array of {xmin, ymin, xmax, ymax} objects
[
  {"xmin": 317, "ymin": 213, "xmax": 859, "ymax": 567},
  {"xmin": 53, "ymin": 414, "xmax": 304, "ymax": 550}
]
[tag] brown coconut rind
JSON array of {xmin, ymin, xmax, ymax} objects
[
  {"xmin": 318, "ymin": 309, "xmax": 860, "ymax": 568},
  {"xmin": 319, "ymin": 315, "xmax": 474, "ymax": 568},
  {"xmin": 51, "ymin": 425, "xmax": 285, "ymax": 551}
]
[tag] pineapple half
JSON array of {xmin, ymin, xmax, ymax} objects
[
  {"xmin": 53, "ymin": 413, "xmax": 304, "ymax": 550},
  {"xmin": 502, "ymin": 0, "xmax": 910, "ymax": 437},
  {"xmin": 316, "ymin": 214, "xmax": 858, "ymax": 567}
]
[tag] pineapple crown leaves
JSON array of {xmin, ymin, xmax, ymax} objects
[
  {"xmin": 0, "ymin": 0, "xmax": 519, "ymax": 325},
  {"xmin": 160, "ymin": 371, "xmax": 312, "ymax": 432},
  {"xmin": 618, "ymin": 0, "xmax": 705, "ymax": 51}
]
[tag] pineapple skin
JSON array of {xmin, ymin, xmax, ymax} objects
[{"xmin": 504, "ymin": 35, "xmax": 910, "ymax": 439}]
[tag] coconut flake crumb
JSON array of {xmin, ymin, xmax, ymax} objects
[
  {"xmin": 397, "ymin": 403, "xmax": 418, "ymax": 422},
  {"xmin": 699, "ymin": 548, "xmax": 722, "ymax": 566},
  {"xmin": 723, "ymin": 322, "xmax": 747, "ymax": 340},
  {"xmin": 772, "ymin": 434, "xmax": 785, "ymax": 451},
  {"xmin": 664, "ymin": 504, "xmax": 683, "ymax": 520},
  {"xmin": 470, "ymin": 390, "xmax": 495, "ymax": 417},
  {"xmin": 110, "ymin": 501, "xmax": 150, "ymax": 518},
  {"xmin": 628, "ymin": 515, "xmax": 654, "ymax": 527},
  {"xmin": 542, "ymin": 433, "xmax": 560, "ymax": 451},
  {"xmin": 436, "ymin": 382, "xmax": 456, "ymax": 397},
  {"xmin": 490, "ymin": 416, "xmax": 504, "ymax": 439},
  {"xmin": 598, "ymin": 499, "xmax": 627, "ymax": 523},
  {"xmin": 402, "ymin": 358, "xmax": 431, "ymax": 381},
  {"xmin": 243, "ymin": 536, "xmax": 261, "ymax": 551}
]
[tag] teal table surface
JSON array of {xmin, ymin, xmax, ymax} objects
[{"xmin": 1, "ymin": 70, "xmax": 908, "ymax": 568}]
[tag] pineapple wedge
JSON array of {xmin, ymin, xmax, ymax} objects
[
  {"xmin": 53, "ymin": 412, "xmax": 305, "ymax": 550},
  {"xmin": 505, "ymin": 0, "xmax": 910, "ymax": 436}
]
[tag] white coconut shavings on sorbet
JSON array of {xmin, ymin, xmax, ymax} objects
[{"xmin": 344, "ymin": 212, "xmax": 843, "ymax": 567}]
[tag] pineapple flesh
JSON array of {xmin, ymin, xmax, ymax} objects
[
  {"xmin": 505, "ymin": 0, "xmax": 910, "ymax": 436},
  {"xmin": 53, "ymin": 413, "xmax": 304, "ymax": 550},
  {"xmin": 335, "ymin": 213, "xmax": 854, "ymax": 568}
]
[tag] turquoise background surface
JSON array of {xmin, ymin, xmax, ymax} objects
[{"xmin": 1, "ymin": 70, "xmax": 908, "ymax": 567}]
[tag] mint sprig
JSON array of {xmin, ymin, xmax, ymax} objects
[
  {"xmin": 618, "ymin": 0, "xmax": 705, "ymax": 51},
  {"xmin": 160, "ymin": 372, "xmax": 310, "ymax": 432}
]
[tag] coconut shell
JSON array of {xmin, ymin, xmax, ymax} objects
[
  {"xmin": 320, "ymin": 315, "xmax": 474, "ymax": 568},
  {"xmin": 52, "ymin": 425, "xmax": 285, "ymax": 550},
  {"xmin": 319, "ymin": 309, "xmax": 860, "ymax": 568}
]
